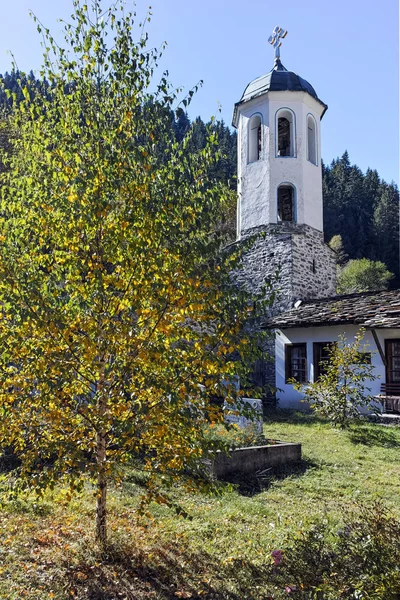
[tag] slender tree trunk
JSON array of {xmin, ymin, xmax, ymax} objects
[
  {"xmin": 341, "ymin": 378, "xmax": 347, "ymax": 428},
  {"xmin": 96, "ymin": 427, "xmax": 107, "ymax": 544},
  {"xmin": 95, "ymin": 358, "xmax": 107, "ymax": 545}
]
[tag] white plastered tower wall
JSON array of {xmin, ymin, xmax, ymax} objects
[{"xmin": 236, "ymin": 90, "xmax": 325, "ymax": 236}]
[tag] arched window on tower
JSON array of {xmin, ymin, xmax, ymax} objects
[
  {"xmin": 307, "ymin": 114, "xmax": 317, "ymax": 165},
  {"xmin": 276, "ymin": 109, "xmax": 295, "ymax": 157},
  {"xmin": 248, "ymin": 114, "xmax": 262, "ymax": 163},
  {"xmin": 277, "ymin": 184, "xmax": 295, "ymax": 223}
]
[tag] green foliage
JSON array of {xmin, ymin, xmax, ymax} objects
[
  {"xmin": 372, "ymin": 183, "xmax": 400, "ymax": 278},
  {"xmin": 293, "ymin": 330, "xmax": 379, "ymax": 427},
  {"xmin": 0, "ymin": 0, "xmax": 268, "ymax": 543},
  {"xmin": 203, "ymin": 423, "xmax": 263, "ymax": 450},
  {"xmin": 328, "ymin": 234, "xmax": 347, "ymax": 266},
  {"xmin": 337, "ymin": 258, "xmax": 394, "ymax": 294},
  {"xmin": 323, "ymin": 153, "xmax": 399, "ymax": 285},
  {"xmin": 269, "ymin": 502, "xmax": 400, "ymax": 599}
]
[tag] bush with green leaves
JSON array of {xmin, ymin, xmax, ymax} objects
[
  {"xmin": 268, "ymin": 502, "xmax": 400, "ymax": 599},
  {"xmin": 203, "ymin": 423, "xmax": 264, "ymax": 450},
  {"xmin": 337, "ymin": 258, "xmax": 394, "ymax": 294},
  {"xmin": 293, "ymin": 330, "xmax": 379, "ymax": 428}
]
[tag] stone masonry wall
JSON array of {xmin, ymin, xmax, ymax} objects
[
  {"xmin": 291, "ymin": 224, "xmax": 337, "ymax": 301},
  {"xmin": 234, "ymin": 223, "xmax": 337, "ymax": 406},
  {"xmin": 235, "ymin": 223, "xmax": 337, "ymax": 314}
]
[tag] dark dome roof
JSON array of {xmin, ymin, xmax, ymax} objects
[{"xmin": 233, "ymin": 59, "xmax": 327, "ymax": 126}]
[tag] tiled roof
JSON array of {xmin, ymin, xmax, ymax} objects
[{"xmin": 265, "ymin": 289, "xmax": 400, "ymax": 329}]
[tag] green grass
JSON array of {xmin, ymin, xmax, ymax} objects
[{"xmin": 0, "ymin": 412, "xmax": 399, "ymax": 599}]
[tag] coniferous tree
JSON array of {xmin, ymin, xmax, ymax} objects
[
  {"xmin": 323, "ymin": 152, "xmax": 399, "ymax": 285},
  {"xmin": 173, "ymin": 108, "xmax": 191, "ymax": 142},
  {"xmin": 0, "ymin": 70, "xmax": 50, "ymax": 109},
  {"xmin": 362, "ymin": 168, "xmax": 381, "ymax": 258},
  {"xmin": 373, "ymin": 183, "xmax": 400, "ymax": 279}
]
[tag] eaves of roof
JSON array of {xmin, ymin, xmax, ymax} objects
[{"xmin": 264, "ymin": 289, "xmax": 400, "ymax": 330}]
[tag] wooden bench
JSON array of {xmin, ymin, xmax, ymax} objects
[{"xmin": 379, "ymin": 384, "xmax": 400, "ymax": 413}]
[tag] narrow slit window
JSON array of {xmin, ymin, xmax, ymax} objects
[
  {"xmin": 307, "ymin": 115, "xmax": 317, "ymax": 164},
  {"xmin": 249, "ymin": 115, "xmax": 262, "ymax": 163},
  {"xmin": 278, "ymin": 185, "xmax": 295, "ymax": 223}
]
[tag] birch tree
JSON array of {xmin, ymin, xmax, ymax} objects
[{"xmin": 0, "ymin": 1, "xmax": 267, "ymax": 544}]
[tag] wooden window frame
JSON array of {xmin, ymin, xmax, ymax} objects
[
  {"xmin": 385, "ymin": 339, "xmax": 400, "ymax": 384},
  {"xmin": 285, "ymin": 343, "xmax": 307, "ymax": 383},
  {"xmin": 313, "ymin": 342, "xmax": 336, "ymax": 381}
]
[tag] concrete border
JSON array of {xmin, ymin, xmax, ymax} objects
[{"xmin": 211, "ymin": 441, "xmax": 301, "ymax": 478}]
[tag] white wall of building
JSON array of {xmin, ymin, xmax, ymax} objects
[
  {"xmin": 237, "ymin": 90, "xmax": 324, "ymax": 236},
  {"xmin": 275, "ymin": 325, "xmax": 399, "ymax": 410}
]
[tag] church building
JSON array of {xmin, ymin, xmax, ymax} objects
[{"xmin": 232, "ymin": 27, "xmax": 400, "ymax": 414}]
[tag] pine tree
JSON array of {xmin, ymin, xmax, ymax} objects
[
  {"xmin": 173, "ymin": 108, "xmax": 191, "ymax": 142},
  {"xmin": 373, "ymin": 183, "xmax": 400, "ymax": 282},
  {"xmin": 362, "ymin": 168, "xmax": 381, "ymax": 259}
]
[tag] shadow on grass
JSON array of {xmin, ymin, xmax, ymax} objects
[
  {"xmin": 64, "ymin": 539, "xmax": 269, "ymax": 600},
  {"xmin": 348, "ymin": 425, "xmax": 400, "ymax": 448},
  {"xmin": 220, "ymin": 456, "xmax": 320, "ymax": 497},
  {"xmin": 263, "ymin": 408, "xmax": 327, "ymax": 427}
]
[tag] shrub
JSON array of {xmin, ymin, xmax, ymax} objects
[
  {"xmin": 203, "ymin": 423, "xmax": 264, "ymax": 450},
  {"xmin": 269, "ymin": 502, "xmax": 400, "ymax": 599},
  {"xmin": 293, "ymin": 330, "xmax": 379, "ymax": 428}
]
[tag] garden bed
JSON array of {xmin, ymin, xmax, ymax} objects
[{"xmin": 211, "ymin": 440, "xmax": 302, "ymax": 478}]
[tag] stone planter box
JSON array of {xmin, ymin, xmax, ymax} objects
[{"xmin": 211, "ymin": 441, "xmax": 301, "ymax": 479}]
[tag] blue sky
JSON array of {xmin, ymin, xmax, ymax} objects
[{"xmin": 0, "ymin": 0, "xmax": 398, "ymax": 184}]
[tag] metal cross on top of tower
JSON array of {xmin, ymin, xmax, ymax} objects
[{"xmin": 268, "ymin": 26, "xmax": 288, "ymax": 62}]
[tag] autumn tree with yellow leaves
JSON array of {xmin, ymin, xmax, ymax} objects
[{"xmin": 0, "ymin": 1, "xmax": 268, "ymax": 544}]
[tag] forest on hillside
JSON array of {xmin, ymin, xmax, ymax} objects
[{"xmin": 1, "ymin": 70, "xmax": 399, "ymax": 285}]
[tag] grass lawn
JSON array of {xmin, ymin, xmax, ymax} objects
[{"xmin": 0, "ymin": 411, "xmax": 399, "ymax": 599}]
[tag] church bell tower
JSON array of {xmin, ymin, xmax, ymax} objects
[{"xmin": 233, "ymin": 27, "xmax": 336, "ymax": 312}]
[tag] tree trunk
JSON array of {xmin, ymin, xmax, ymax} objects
[
  {"xmin": 96, "ymin": 428, "xmax": 107, "ymax": 544},
  {"xmin": 341, "ymin": 381, "xmax": 347, "ymax": 429},
  {"xmin": 95, "ymin": 357, "xmax": 108, "ymax": 545}
]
